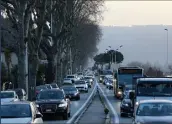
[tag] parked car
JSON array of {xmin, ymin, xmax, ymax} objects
[
  {"xmin": 1, "ymin": 101, "xmax": 43, "ymax": 123},
  {"xmin": 14, "ymin": 88, "xmax": 27, "ymax": 100},
  {"xmin": 1, "ymin": 91, "xmax": 19, "ymax": 103},
  {"xmin": 132, "ymin": 100, "xmax": 172, "ymax": 124},
  {"xmin": 35, "ymin": 89, "xmax": 71, "ymax": 120},
  {"xmin": 61, "ymin": 86, "xmax": 80, "ymax": 100},
  {"xmin": 74, "ymin": 80, "xmax": 88, "ymax": 93}
]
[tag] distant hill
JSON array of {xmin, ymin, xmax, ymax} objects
[{"xmin": 97, "ymin": 25, "xmax": 172, "ymax": 67}]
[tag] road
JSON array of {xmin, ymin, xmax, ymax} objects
[
  {"xmin": 99, "ymin": 83, "xmax": 132, "ymax": 124},
  {"xmin": 43, "ymin": 84, "xmax": 95, "ymax": 124}
]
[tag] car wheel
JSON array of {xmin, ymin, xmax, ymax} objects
[
  {"xmin": 85, "ymin": 89, "xmax": 88, "ymax": 93},
  {"xmin": 68, "ymin": 112, "xmax": 71, "ymax": 117},
  {"xmin": 77, "ymin": 96, "xmax": 80, "ymax": 100},
  {"xmin": 120, "ymin": 113, "xmax": 124, "ymax": 117},
  {"xmin": 63, "ymin": 112, "xmax": 68, "ymax": 120}
]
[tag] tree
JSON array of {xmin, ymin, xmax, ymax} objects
[
  {"xmin": 4, "ymin": 48, "xmax": 12, "ymax": 82},
  {"xmin": 94, "ymin": 50, "xmax": 124, "ymax": 65}
]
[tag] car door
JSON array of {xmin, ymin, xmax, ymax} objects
[{"xmin": 31, "ymin": 103, "xmax": 43, "ymax": 123}]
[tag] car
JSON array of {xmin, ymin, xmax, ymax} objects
[
  {"xmin": 77, "ymin": 72, "xmax": 84, "ymax": 80},
  {"xmin": 99, "ymin": 75, "xmax": 105, "ymax": 83},
  {"xmin": 107, "ymin": 80, "xmax": 113, "ymax": 90},
  {"xmin": 122, "ymin": 84, "xmax": 134, "ymax": 98},
  {"xmin": 1, "ymin": 91, "xmax": 19, "ymax": 103},
  {"xmin": 14, "ymin": 88, "xmax": 27, "ymax": 100},
  {"xmin": 50, "ymin": 83, "xmax": 59, "ymax": 89},
  {"xmin": 45, "ymin": 84, "xmax": 53, "ymax": 89},
  {"xmin": 82, "ymin": 76, "xmax": 93, "ymax": 88},
  {"xmin": 35, "ymin": 89, "xmax": 71, "ymax": 120},
  {"xmin": 36, "ymin": 85, "xmax": 48, "ymax": 96},
  {"xmin": 61, "ymin": 86, "xmax": 80, "ymax": 100},
  {"xmin": 74, "ymin": 80, "xmax": 88, "ymax": 93},
  {"xmin": 1, "ymin": 101, "xmax": 43, "ymax": 123},
  {"xmin": 132, "ymin": 99, "xmax": 172, "ymax": 124},
  {"xmin": 63, "ymin": 78, "xmax": 73, "ymax": 84},
  {"xmin": 66, "ymin": 75, "xmax": 78, "ymax": 83},
  {"xmin": 120, "ymin": 91, "xmax": 133, "ymax": 117}
]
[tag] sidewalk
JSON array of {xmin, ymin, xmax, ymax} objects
[{"xmin": 78, "ymin": 92, "xmax": 105, "ymax": 124}]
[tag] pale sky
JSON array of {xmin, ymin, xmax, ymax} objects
[{"xmin": 101, "ymin": 1, "xmax": 172, "ymax": 26}]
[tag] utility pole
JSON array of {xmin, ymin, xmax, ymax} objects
[
  {"xmin": 70, "ymin": 47, "xmax": 72, "ymax": 74},
  {"xmin": 25, "ymin": 42, "xmax": 28, "ymax": 99},
  {"xmin": 164, "ymin": 28, "xmax": 169, "ymax": 67}
]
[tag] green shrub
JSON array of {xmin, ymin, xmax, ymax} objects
[{"xmin": 104, "ymin": 107, "xmax": 109, "ymax": 115}]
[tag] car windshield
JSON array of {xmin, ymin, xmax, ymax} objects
[
  {"xmin": 84, "ymin": 77, "xmax": 92, "ymax": 79},
  {"xmin": 78, "ymin": 73, "xmax": 82, "ymax": 75},
  {"xmin": 67, "ymin": 76, "xmax": 74, "ymax": 78},
  {"xmin": 51, "ymin": 84, "xmax": 58, "ymax": 88},
  {"xmin": 36, "ymin": 85, "xmax": 47, "ymax": 90},
  {"xmin": 75, "ymin": 81, "xmax": 85, "ymax": 84},
  {"xmin": 62, "ymin": 87, "xmax": 77, "ymax": 92},
  {"xmin": 37, "ymin": 90, "xmax": 64, "ymax": 100},
  {"xmin": 137, "ymin": 82, "xmax": 172, "ymax": 96},
  {"xmin": 1, "ymin": 104, "xmax": 31, "ymax": 118},
  {"xmin": 1, "ymin": 92, "xmax": 14, "ymax": 98},
  {"xmin": 136, "ymin": 102, "xmax": 172, "ymax": 116},
  {"xmin": 15, "ymin": 89, "xmax": 24, "ymax": 96},
  {"xmin": 45, "ymin": 85, "xmax": 52, "ymax": 89}
]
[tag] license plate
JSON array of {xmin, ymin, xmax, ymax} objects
[{"xmin": 46, "ymin": 109, "xmax": 52, "ymax": 112}]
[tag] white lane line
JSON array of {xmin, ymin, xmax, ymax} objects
[{"xmin": 97, "ymin": 83, "xmax": 119, "ymax": 124}]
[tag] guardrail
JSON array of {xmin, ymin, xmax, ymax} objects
[{"xmin": 66, "ymin": 82, "xmax": 98, "ymax": 124}]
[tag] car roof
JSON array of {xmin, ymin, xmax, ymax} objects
[
  {"xmin": 1, "ymin": 101, "xmax": 31, "ymax": 105},
  {"xmin": 138, "ymin": 77, "xmax": 172, "ymax": 82},
  {"xmin": 139, "ymin": 99, "xmax": 172, "ymax": 104},
  {"xmin": 67, "ymin": 75, "xmax": 75, "ymax": 76},
  {"xmin": 40, "ymin": 89, "xmax": 62, "ymax": 92}
]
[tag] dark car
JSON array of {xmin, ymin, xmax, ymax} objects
[
  {"xmin": 99, "ymin": 75, "xmax": 105, "ymax": 83},
  {"xmin": 14, "ymin": 88, "xmax": 27, "ymax": 100},
  {"xmin": 35, "ymin": 89, "xmax": 71, "ymax": 120},
  {"xmin": 61, "ymin": 86, "xmax": 80, "ymax": 100},
  {"xmin": 120, "ymin": 91, "xmax": 133, "ymax": 117}
]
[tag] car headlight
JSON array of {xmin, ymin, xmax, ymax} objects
[
  {"xmin": 113, "ymin": 79, "xmax": 115, "ymax": 82},
  {"xmin": 59, "ymin": 103, "xmax": 67, "ymax": 107},
  {"xmin": 118, "ymin": 91, "xmax": 122, "ymax": 94},
  {"xmin": 122, "ymin": 102, "xmax": 129, "ymax": 107},
  {"xmin": 74, "ymin": 92, "xmax": 78, "ymax": 95},
  {"xmin": 100, "ymin": 78, "xmax": 102, "ymax": 80},
  {"xmin": 136, "ymin": 122, "xmax": 143, "ymax": 124},
  {"xmin": 90, "ymin": 79, "xmax": 93, "ymax": 82},
  {"xmin": 135, "ymin": 102, "xmax": 139, "ymax": 106},
  {"xmin": 36, "ymin": 104, "xmax": 39, "ymax": 107}
]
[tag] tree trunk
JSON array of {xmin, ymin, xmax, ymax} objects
[
  {"xmin": 46, "ymin": 57, "xmax": 55, "ymax": 83},
  {"xmin": 28, "ymin": 54, "xmax": 38, "ymax": 101}
]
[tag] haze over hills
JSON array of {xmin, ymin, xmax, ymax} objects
[{"xmin": 97, "ymin": 25, "xmax": 172, "ymax": 68}]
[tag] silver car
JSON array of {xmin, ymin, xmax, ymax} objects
[
  {"xmin": 133, "ymin": 99, "xmax": 172, "ymax": 124},
  {"xmin": 1, "ymin": 101, "xmax": 43, "ymax": 123}
]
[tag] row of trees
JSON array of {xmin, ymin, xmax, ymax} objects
[
  {"xmin": 127, "ymin": 61, "xmax": 164, "ymax": 77},
  {"xmin": 1, "ymin": 0, "xmax": 104, "ymax": 100}
]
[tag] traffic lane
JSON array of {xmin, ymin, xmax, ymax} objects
[
  {"xmin": 99, "ymin": 83, "xmax": 132, "ymax": 124},
  {"xmin": 43, "ymin": 84, "xmax": 95, "ymax": 123}
]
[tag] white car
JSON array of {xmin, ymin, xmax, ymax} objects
[
  {"xmin": 1, "ymin": 91, "xmax": 19, "ymax": 103},
  {"xmin": 66, "ymin": 75, "xmax": 78, "ymax": 83},
  {"xmin": 63, "ymin": 78, "xmax": 73, "ymax": 84},
  {"xmin": 1, "ymin": 101, "xmax": 43, "ymax": 123},
  {"xmin": 75, "ymin": 80, "xmax": 88, "ymax": 93}
]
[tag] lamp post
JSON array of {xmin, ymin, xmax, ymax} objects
[{"xmin": 164, "ymin": 28, "xmax": 169, "ymax": 67}]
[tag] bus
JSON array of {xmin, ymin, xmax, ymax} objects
[
  {"xmin": 135, "ymin": 77, "xmax": 172, "ymax": 106},
  {"xmin": 114, "ymin": 67, "xmax": 144, "ymax": 99}
]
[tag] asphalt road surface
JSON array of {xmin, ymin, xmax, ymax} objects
[
  {"xmin": 43, "ymin": 83, "xmax": 95, "ymax": 124},
  {"xmin": 99, "ymin": 83, "xmax": 132, "ymax": 124}
]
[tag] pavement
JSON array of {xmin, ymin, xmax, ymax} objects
[
  {"xmin": 43, "ymin": 83, "xmax": 95, "ymax": 124},
  {"xmin": 99, "ymin": 83, "xmax": 132, "ymax": 124},
  {"xmin": 78, "ymin": 92, "xmax": 105, "ymax": 124}
]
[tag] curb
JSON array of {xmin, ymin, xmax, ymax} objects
[{"xmin": 66, "ymin": 83, "xmax": 98, "ymax": 124}]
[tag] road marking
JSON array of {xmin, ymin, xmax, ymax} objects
[{"xmin": 97, "ymin": 83, "xmax": 119, "ymax": 124}]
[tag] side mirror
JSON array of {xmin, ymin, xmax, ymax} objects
[{"xmin": 36, "ymin": 113, "xmax": 43, "ymax": 118}]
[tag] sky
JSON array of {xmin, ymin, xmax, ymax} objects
[
  {"xmin": 93, "ymin": 1, "xmax": 172, "ymax": 69},
  {"xmin": 101, "ymin": 1, "xmax": 172, "ymax": 26}
]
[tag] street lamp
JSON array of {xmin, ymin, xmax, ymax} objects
[{"xmin": 164, "ymin": 28, "xmax": 169, "ymax": 66}]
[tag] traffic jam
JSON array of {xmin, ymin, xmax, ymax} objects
[
  {"xmin": 1, "ymin": 69, "xmax": 95, "ymax": 123},
  {"xmin": 99, "ymin": 67, "xmax": 172, "ymax": 124}
]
